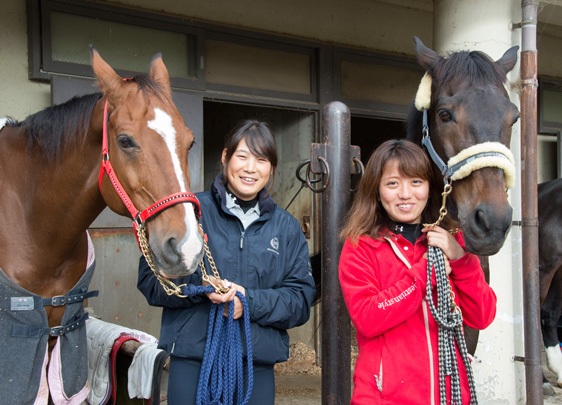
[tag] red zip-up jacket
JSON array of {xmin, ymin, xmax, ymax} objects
[{"xmin": 338, "ymin": 230, "xmax": 496, "ymax": 405}]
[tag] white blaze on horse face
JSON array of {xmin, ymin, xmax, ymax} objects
[
  {"xmin": 148, "ymin": 108, "xmax": 202, "ymax": 270},
  {"xmin": 147, "ymin": 108, "xmax": 185, "ymax": 191}
]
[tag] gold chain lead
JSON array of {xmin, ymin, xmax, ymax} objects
[{"xmin": 137, "ymin": 223, "xmax": 229, "ymax": 297}]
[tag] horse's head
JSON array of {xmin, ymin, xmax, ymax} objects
[
  {"xmin": 91, "ymin": 47, "xmax": 204, "ymax": 278},
  {"xmin": 410, "ymin": 36, "xmax": 520, "ymax": 255}
]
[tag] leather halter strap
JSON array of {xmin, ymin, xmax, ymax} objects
[
  {"xmin": 97, "ymin": 98, "xmax": 201, "ymax": 229},
  {"xmin": 421, "ymin": 109, "xmax": 515, "ymax": 188}
]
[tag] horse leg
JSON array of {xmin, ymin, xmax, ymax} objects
[{"xmin": 541, "ymin": 268, "xmax": 562, "ymax": 388}]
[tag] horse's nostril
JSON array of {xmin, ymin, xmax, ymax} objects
[
  {"xmin": 162, "ymin": 237, "xmax": 181, "ymax": 265},
  {"xmin": 474, "ymin": 209, "xmax": 490, "ymax": 233}
]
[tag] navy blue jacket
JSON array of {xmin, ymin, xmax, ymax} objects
[{"xmin": 137, "ymin": 174, "xmax": 316, "ymax": 366}]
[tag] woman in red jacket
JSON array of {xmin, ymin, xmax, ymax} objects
[{"xmin": 338, "ymin": 139, "xmax": 496, "ymax": 405}]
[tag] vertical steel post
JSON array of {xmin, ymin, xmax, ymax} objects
[
  {"xmin": 320, "ymin": 101, "xmax": 352, "ymax": 404},
  {"xmin": 520, "ymin": 1, "xmax": 541, "ymax": 403}
]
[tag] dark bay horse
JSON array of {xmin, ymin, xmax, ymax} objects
[
  {"xmin": 538, "ymin": 178, "xmax": 562, "ymax": 389},
  {"xmin": 0, "ymin": 48, "xmax": 204, "ymax": 403},
  {"xmin": 405, "ymin": 37, "xmax": 519, "ymax": 355},
  {"xmin": 407, "ymin": 36, "xmax": 519, "ymax": 256}
]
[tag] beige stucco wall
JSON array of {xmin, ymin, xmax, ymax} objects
[{"xmin": 101, "ymin": 0, "xmax": 433, "ymax": 54}]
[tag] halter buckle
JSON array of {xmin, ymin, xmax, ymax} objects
[{"xmin": 133, "ymin": 212, "xmax": 144, "ymax": 228}]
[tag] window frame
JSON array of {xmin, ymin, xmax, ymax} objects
[
  {"xmin": 204, "ymin": 31, "xmax": 318, "ymax": 103},
  {"xmin": 334, "ymin": 48, "xmax": 421, "ymax": 119},
  {"xmin": 28, "ymin": 0, "xmax": 206, "ymax": 90}
]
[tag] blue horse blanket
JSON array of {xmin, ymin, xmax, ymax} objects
[{"xmin": 0, "ymin": 233, "xmax": 97, "ymax": 404}]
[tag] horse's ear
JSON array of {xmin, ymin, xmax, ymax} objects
[
  {"xmin": 90, "ymin": 45, "xmax": 124, "ymax": 96},
  {"xmin": 495, "ymin": 45, "xmax": 519, "ymax": 77},
  {"xmin": 149, "ymin": 53, "xmax": 172, "ymax": 96},
  {"xmin": 413, "ymin": 36, "xmax": 440, "ymax": 72}
]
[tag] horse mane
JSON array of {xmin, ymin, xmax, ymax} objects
[
  {"xmin": 435, "ymin": 50, "xmax": 507, "ymax": 87},
  {"xmin": 21, "ymin": 92, "xmax": 102, "ymax": 163},
  {"xmin": 406, "ymin": 49, "xmax": 507, "ymax": 144},
  {"xmin": 16, "ymin": 72, "xmax": 168, "ymax": 163},
  {"xmin": 405, "ymin": 104, "xmax": 423, "ymax": 142}
]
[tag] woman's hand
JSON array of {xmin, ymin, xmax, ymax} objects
[
  {"xmin": 223, "ymin": 282, "xmax": 246, "ymax": 320},
  {"xmin": 203, "ymin": 277, "xmax": 246, "ymax": 320},
  {"xmin": 422, "ymin": 225, "xmax": 465, "ymax": 262}
]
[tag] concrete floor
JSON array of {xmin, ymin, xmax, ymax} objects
[
  {"xmin": 275, "ymin": 374, "xmax": 321, "ymax": 404},
  {"xmin": 275, "ymin": 361, "xmax": 562, "ymax": 405}
]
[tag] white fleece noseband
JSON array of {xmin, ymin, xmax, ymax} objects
[{"xmin": 414, "ymin": 72, "xmax": 516, "ymax": 189}]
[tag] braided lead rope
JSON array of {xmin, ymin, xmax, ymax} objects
[
  {"xmin": 139, "ymin": 218, "xmax": 254, "ymax": 403},
  {"xmin": 425, "ymin": 245, "xmax": 478, "ymax": 405},
  {"xmin": 183, "ymin": 285, "xmax": 254, "ymax": 405}
]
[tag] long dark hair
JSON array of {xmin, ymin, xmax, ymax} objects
[{"xmin": 340, "ymin": 139, "xmax": 443, "ymax": 244}]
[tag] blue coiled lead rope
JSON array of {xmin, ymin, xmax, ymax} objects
[{"xmin": 183, "ymin": 284, "xmax": 254, "ymax": 405}]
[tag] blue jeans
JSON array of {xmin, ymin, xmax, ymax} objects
[{"xmin": 167, "ymin": 356, "xmax": 275, "ymax": 405}]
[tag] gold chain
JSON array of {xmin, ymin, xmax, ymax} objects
[
  {"xmin": 137, "ymin": 223, "xmax": 229, "ymax": 298},
  {"xmin": 423, "ymin": 180, "xmax": 459, "ymax": 312},
  {"xmin": 424, "ymin": 181, "xmax": 453, "ymax": 228}
]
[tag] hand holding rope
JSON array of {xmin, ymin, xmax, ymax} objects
[
  {"xmin": 138, "ymin": 223, "xmax": 254, "ymax": 404},
  {"xmin": 423, "ymin": 182, "xmax": 478, "ymax": 405}
]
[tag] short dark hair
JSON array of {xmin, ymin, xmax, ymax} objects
[{"xmin": 222, "ymin": 119, "xmax": 278, "ymax": 189}]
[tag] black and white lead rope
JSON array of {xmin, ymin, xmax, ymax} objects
[{"xmin": 425, "ymin": 245, "xmax": 478, "ymax": 405}]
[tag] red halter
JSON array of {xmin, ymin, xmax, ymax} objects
[{"xmin": 97, "ymin": 99, "xmax": 201, "ymax": 231}]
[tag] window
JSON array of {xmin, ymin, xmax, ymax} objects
[
  {"xmin": 28, "ymin": 0, "xmax": 203, "ymax": 89},
  {"xmin": 538, "ymin": 77, "xmax": 562, "ymax": 179},
  {"xmin": 335, "ymin": 50, "xmax": 422, "ymax": 119},
  {"xmin": 205, "ymin": 36, "xmax": 316, "ymax": 102}
]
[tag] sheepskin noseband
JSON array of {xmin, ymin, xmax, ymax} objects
[{"xmin": 414, "ymin": 72, "xmax": 516, "ymax": 189}]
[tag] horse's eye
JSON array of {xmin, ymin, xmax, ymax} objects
[
  {"xmin": 438, "ymin": 110, "xmax": 453, "ymax": 122},
  {"xmin": 117, "ymin": 134, "xmax": 136, "ymax": 149}
]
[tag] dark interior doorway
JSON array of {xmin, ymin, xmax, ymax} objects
[{"xmin": 351, "ymin": 116, "xmax": 407, "ymax": 164}]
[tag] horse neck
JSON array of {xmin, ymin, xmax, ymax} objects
[{"xmin": 0, "ymin": 119, "xmax": 106, "ymax": 279}]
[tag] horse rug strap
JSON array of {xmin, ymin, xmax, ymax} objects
[{"xmin": 0, "ymin": 260, "xmax": 97, "ymax": 404}]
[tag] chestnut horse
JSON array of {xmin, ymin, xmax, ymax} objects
[
  {"xmin": 0, "ymin": 49, "xmax": 204, "ymax": 403},
  {"xmin": 407, "ymin": 36, "xmax": 519, "ymax": 256}
]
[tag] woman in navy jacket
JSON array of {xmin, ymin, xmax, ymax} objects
[{"xmin": 137, "ymin": 119, "xmax": 316, "ymax": 405}]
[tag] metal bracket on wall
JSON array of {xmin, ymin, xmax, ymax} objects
[{"xmin": 309, "ymin": 144, "xmax": 363, "ymax": 192}]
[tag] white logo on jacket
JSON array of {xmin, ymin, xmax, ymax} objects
[{"xmin": 267, "ymin": 237, "xmax": 280, "ymax": 255}]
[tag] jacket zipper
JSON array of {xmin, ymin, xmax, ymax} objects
[
  {"xmin": 240, "ymin": 230, "xmax": 245, "ymax": 249},
  {"xmin": 171, "ymin": 333, "xmax": 181, "ymax": 354},
  {"xmin": 374, "ymin": 362, "xmax": 383, "ymax": 392}
]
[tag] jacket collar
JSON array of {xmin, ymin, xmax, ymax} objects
[{"xmin": 211, "ymin": 174, "xmax": 276, "ymax": 216}]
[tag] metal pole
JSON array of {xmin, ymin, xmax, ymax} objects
[
  {"xmin": 520, "ymin": 1, "xmax": 542, "ymax": 403},
  {"xmin": 320, "ymin": 101, "xmax": 352, "ymax": 404}
]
